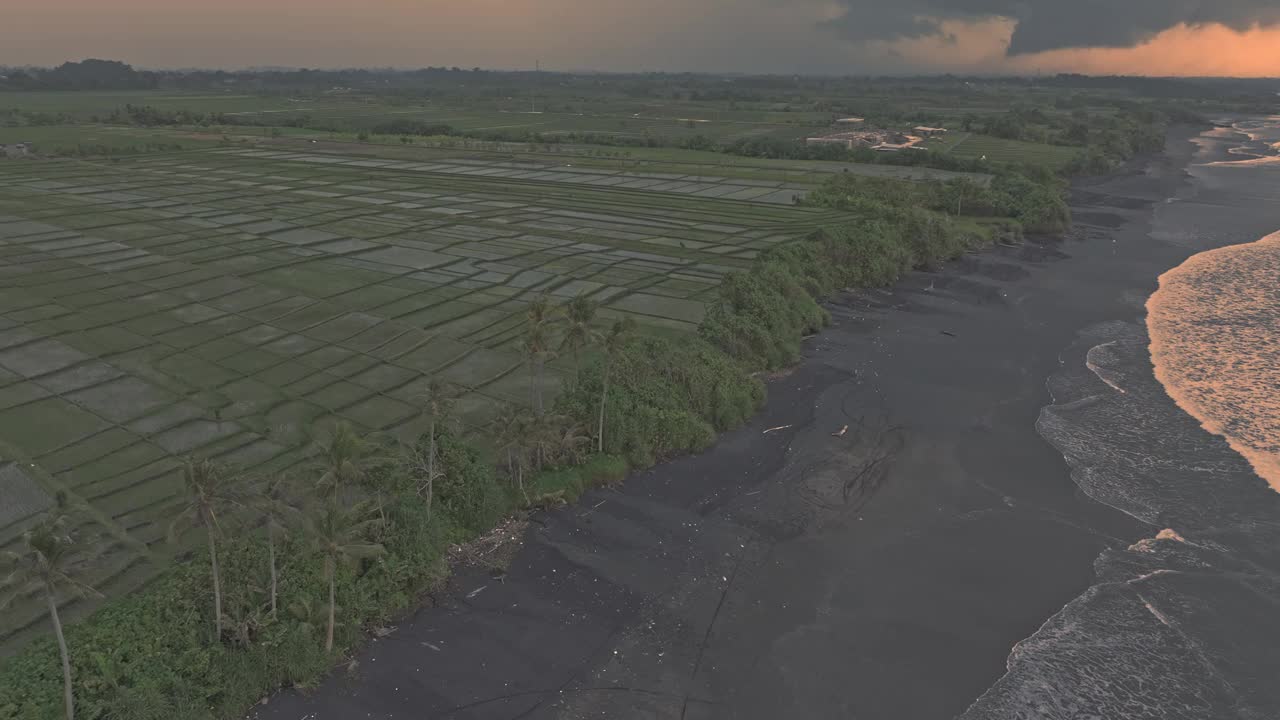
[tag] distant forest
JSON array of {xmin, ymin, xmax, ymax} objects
[{"xmin": 3, "ymin": 59, "xmax": 1277, "ymax": 103}]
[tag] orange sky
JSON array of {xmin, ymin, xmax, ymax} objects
[
  {"xmin": 3, "ymin": 2, "xmax": 1280, "ymax": 76},
  {"xmin": 889, "ymin": 19, "xmax": 1280, "ymax": 77}
]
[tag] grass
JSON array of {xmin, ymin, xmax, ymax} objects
[
  {"xmin": 928, "ymin": 131, "xmax": 1079, "ymax": 168},
  {"xmin": 0, "ymin": 124, "xmax": 223, "ymax": 154},
  {"xmin": 0, "ymin": 90, "xmax": 347, "ymax": 118}
]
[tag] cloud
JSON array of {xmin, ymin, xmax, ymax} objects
[{"xmin": 821, "ymin": 0, "xmax": 1280, "ymax": 55}]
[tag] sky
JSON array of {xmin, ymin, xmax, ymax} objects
[{"xmin": 5, "ymin": 0, "xmax": 1280, "ymax": 77}]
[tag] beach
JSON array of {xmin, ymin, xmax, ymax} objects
[{"xmin": 250, "ymin": 122, "xmax": 1280, "ymax": 720}]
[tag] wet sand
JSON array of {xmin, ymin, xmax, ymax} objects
[{"xmin": 250, "ymin": 125, "xmax": 1280, "ymax": 720}]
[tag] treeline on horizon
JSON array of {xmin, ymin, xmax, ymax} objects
[{"xmin": 3, "ymin": 59, "xmax": 1278, "ymax": 96}]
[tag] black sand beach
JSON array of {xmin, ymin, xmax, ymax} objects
[{"xmin": 251, "ymin": 124, "xmax": 1280, "ymax": 720}]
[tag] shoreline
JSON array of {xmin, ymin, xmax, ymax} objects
[{"xmin": 250, "ymin": 124, "xmax": 1262, "ymax": 720}]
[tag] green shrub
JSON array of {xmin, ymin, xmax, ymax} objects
[
  {"xmin": 528, "ymin": 454, "xmax": 628, "ymax": 503},
  {"xmin": 557, "ymin": 334, "xmax": 764, "ymax": 467},
  {"xmin": 429, "ymin": 430, "xmax": 508, "ymax": 536}
]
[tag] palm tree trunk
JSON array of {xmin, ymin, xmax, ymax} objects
[
  {"xmin": 534, "ymin": 358, "xmax": 545, "ymax": 416},
  {"xmin": 528, "ymin": 359, "xmax": 537, "ymax": 411},
  {"xmin": 47, "ymin": 589, "xmax": 74, "ymax": 720},
  {"xmin": 597, "ymin": 361, "xmax": 610, "ymax": 453},
  {"xmin": 208, "ymin": 529, "xmax": 223, "ymax": 641},
  {"xmin": 268, "ymin": 527, "xmax": 278, "ymax": 617},
  {"xmin": 325, "ymin": 562, "xmax": 336, "ymax": 652},
  {"xmin": 427, "ymin": 415, "xmax": 437, "ymax": 491}
]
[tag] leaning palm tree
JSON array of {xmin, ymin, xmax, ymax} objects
[
  {"xmin": 303, "ymin": 502, "xmax": 385, "ymax": 652},
  {"xmin": 253, "ymin": 475, "xmax": 302, "ymax": 617},
  {"xmin": 597, "ymin": 318, "xmax": 636, "ymax": 453},
  {"xmin": 169, "ymin": 458, "xmax": 242, "ymax": 641},
  {"xmin": 559, "ymin": 293, "xmax": 601, "ymax": 386},
  {"xmin": 1, "ymin": 508, "xmax": 101, "ymax": 720}
]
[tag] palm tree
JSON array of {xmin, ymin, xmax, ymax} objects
[
  {"xmin": 221, "ymin": 571, "xmax": 266, "ymax": 649},
  {"xmin": 559, "ymin": 294, "xmax": 601, "ymax": 386},
  {"xmin": 494, "ymin": 406, "xmax": 538, "ymax": 500},
  {"xmin": 521, "ymin": 322, "xmax": 557, "ymax": 417},
  {"xmin": 522, "ymin": 292, "xmax": 561, "ymax": 415},
  {"xmin": 493, "ymin": 405, "xmax": 523, "ymax": 486},
  {"xmin": 287, "ymin": 595, "xmax": 337, "ymax": 640},
  {"xmin": 169, "ymin": 458, "xmax": 241, "ymax": 641},
  {"xmin": 597, "ymin": 318, "xmax": 635, "ymax": 453},
  {"xmin": 526, "ymin": 290, "xmax": 556, "ymax": 327},
  {"xmin": 310, "ymin": 422, "xmax": 383, "ymax": 503},
  {"xmin": 303, "ymin": 502, "xmax": 384, "ymax": 652},
  {"xmin": 254, "ymin": 475, "xmax": 301, "ymax": 617},
  {"xmin": 1, "ymin": 507, "xmax": 101, "ymax": 720},
  {"xmin": 548, "ymin": 415, "xmax": 592, "ymax": 466}
]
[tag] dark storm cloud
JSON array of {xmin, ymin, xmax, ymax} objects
[{"xmin": 821, "ymin": 0, "xmax": 1280, "ymax": 54}]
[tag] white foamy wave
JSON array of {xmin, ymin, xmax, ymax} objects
[{"xmin": 1147, "ymin": 231, "xmax": 1280, "ymax": 491}]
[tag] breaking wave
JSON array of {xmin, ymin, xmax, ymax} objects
[{"xmin": 1148, "ymin": 231, "xmax": 1280, "ymax": 491}]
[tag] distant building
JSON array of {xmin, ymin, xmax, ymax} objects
[
  {"xmin": 913, "ymin": 126, "xmax": 948, "ymax": 138},
  {"xmin": 1, "ymin": 142, "xmax": 32, "ymax": 158}
]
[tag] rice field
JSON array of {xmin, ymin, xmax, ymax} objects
[
  {"xmin": 1, "ymin": 90, "xmax": 829, "ymax": 145},
  {"xmin": 930, "ymin": 132, "xmax": 1080, "ymax": 168},
  {"xmin": 0, "ymin": 146, "xmax": 853, "ymax": 649}
]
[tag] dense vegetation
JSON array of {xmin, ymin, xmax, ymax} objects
[
  {"xmin": 0, "ymin": 165, "xmax": 1024, "ymax": 718},
  {"xmin": 0, "ymin": 401, "xmax": 626, "ymax": 719},
  {"xmin": 802, "ymin": 171, "xmax": 1069, "ymax": 234}
]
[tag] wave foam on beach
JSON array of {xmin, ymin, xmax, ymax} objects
[{"xmin": 1147, "ymin": 230, "xmax": 1280, "ymax": 491}]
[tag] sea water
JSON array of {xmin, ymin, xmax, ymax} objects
[{"xmin": 963, "ymin": 118, "xmax": 1280, "ymax": 719}]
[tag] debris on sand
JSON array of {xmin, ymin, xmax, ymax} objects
[
  {"xmin": 832, "ymin": 425, "xmax": 849, "ymax": 437},
  {"xmin": 449, "ymin": 516, "xmax": 528, "ymax": 571}
]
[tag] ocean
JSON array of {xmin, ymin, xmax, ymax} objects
[{"xmin": 964, "ymin": 119, "xmax": 1280, "ymax": 718}]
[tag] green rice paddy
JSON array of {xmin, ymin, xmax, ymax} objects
[{"xmin": 0, "ymin": 145, "xmax": 853, "ymax": 649}]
